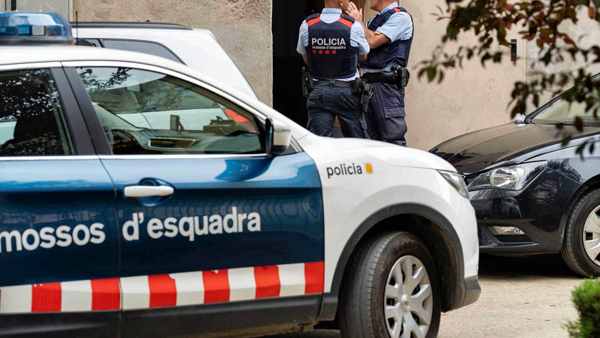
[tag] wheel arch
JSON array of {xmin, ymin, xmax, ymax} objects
[
  {"xmin": 320, "ymin": 204, "xmax": 466, "ymax": 321},
  {"xmin": 560, "ymin": 174, "xmax": 600, "ymax": 243}
]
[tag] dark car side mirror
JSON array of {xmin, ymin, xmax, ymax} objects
[{"xmin": 265, "ymin": 118, "xmax": 292, "ymax": 156}]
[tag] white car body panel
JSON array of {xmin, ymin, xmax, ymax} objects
[{"xmin": 300, "ymin": 136, "xmax": 479, "ymax": 291}]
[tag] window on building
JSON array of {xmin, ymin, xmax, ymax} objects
[{"xmin": 9, "ymin": 0, "xmax": 71, "ymax": 19}]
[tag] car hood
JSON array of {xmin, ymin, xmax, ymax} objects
[{"xmin": 431, "ymin": 123, "xmax": 600, "ymax": 175}]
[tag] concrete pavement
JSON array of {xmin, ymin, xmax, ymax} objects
[{"xmin": 270, "ymin": 255, "xmax": 582, "ymax": 338}]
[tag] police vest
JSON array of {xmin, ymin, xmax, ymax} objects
[
  {"xmin": 362, "ymin": 7, "xmax": 414, "ymax": 69},
  {"xmin": 306, "ymin": 13, "xmax": 359, "ymax": 80}
]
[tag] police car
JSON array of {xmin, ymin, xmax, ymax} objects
[{"xmin": 0, "ymin": 12, "xmax": 479, "ymax": 338}]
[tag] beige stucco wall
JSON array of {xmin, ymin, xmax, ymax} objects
[
  {"xmin": 72, "ymin": 0, "xmax": 273, "ymax": 104},
  {"xmin": 396, "ymin": 0, "xmax": 526, "ymax": 149}
]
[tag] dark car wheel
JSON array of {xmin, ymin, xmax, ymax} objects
[
  {"xmin": 339, "ymin": 232, "xmax": 441, "ymax": 338},
  {"xmin": 562, "ymin": 190, "xmax": 600, "ymax": 276}
]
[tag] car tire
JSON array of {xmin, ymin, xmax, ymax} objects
[
  {"xmin": 562, "ymin": 190, "xmax": 600, "ymax": 277},
  {"xmin": 339, "ymin": 232, "xmax": 441, "ymax": 338}
]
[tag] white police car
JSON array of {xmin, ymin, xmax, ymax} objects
[{"xmin": 0, "ymin": 12, "xmax": 479, "ymax": 338}]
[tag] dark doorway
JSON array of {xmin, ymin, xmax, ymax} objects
[
  {"xmin": 272, "ymin": 0, "xmax": 323, "ymax": 128},
  {"xmin": 272, "ymin": 0, "xmax": 367, "ymax": 127}
]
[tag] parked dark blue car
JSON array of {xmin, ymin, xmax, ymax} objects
[{"xmin": 432, "ymin": 92, "xmax": 600, "ymax": 276}]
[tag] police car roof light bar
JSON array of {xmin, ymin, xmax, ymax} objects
[{"xmin": 0, "ymin": 12, "xmax": 73, "ymax": 45}]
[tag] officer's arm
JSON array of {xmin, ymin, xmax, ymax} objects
[
  {"xmin": 296, "ymin": 21, "xmax": 309, "ymax": 65},
  {"xmin": 363, "ymin": 26, "xmax": 391, "ymax": 49},
  {"xmin": 352, "ymin": 18, "xmax": 371, "ymax": 62},
  {"xmin": 344, "ymin": 3, "xmax": 391, "ymax": 49},
  {"xmin": 370, "ymin": 12, "xmax": 413, "ymax": 50}
]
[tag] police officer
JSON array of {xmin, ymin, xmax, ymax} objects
[
  {"xmin": 345, "ymin": 0, "xmax": 414, "ymax": 146},
  {"xmin": 297, "ymin": 0, "xmax": 370, "ymax": 138}
]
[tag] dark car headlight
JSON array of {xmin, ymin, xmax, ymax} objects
[
  {"xmin": 469, "ymin": 162, "xmax": 547, "ymax": 191},
  {"xmin": 438, "ymin": 170, "xmax": 469, "ymax": 199}
]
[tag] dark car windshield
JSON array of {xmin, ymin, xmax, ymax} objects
[
  {"xmin": 531, "ymin": 76, "xmax": 600, "ymax": 125},
  {"xmin": 532, "ymin": 98, "xmax": 598, "ymax": 124}
]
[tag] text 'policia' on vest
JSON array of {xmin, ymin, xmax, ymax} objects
[
  {"xmin": 362, "ymin": 6, "xmax": 414, "ymax": 69},
  {"xmin": 306, "ymin": 13, "xmax": 359, "ymax": 80}
]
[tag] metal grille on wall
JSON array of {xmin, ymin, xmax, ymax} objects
[
  {"xmin": 5, "ymin": 0, "xmax": 72, "ymax": 18},
  {"xmin": 3, "ymin": 0, "xmax": 19, "ymax": 10}
]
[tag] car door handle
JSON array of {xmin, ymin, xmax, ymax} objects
[{"xmin": 124, "ymin": 186, "xmax": 174, "ymax": 198}]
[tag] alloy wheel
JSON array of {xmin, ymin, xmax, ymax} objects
[
  {"xmin": 583, "ymin": 205, "xmax": 600, "ymax": 266},
  {"xmin": 384, "ymin": 255, "xmax": 433, "ymax": 338}
]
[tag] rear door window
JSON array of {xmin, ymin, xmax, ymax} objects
[{"xmin": 0, "ymin": 69, "xmax": 72, "ymax": 156}]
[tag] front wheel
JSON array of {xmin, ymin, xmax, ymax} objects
[
  {"xmin": 562, "ymin": 190, "xmax": 600, "ymax": 276},
  {"xmin": 339, "ymin": 232, "xmax": 441, "ymax": 338}
]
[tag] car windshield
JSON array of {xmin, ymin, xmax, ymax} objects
[
  {"xmin": 531, "ymin": 76, "xmax": 600, "ymax": 125},
  {"xmin": 532, "ymin": 97, "xmax": 600, "ymax": 125}
]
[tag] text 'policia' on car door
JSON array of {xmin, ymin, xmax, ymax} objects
[
  {"xmin": 0, "ymin": 67, "xmax": 119, "ymax": 323},
  {"xmin": 64, "ymin": 64, "xmax": 326, "ymax": 320}
]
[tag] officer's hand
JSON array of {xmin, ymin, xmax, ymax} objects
[{"xmin": 343, "ymin": 1, "xmax": 363, "ymax": 22}]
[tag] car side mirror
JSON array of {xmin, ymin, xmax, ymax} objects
[{"xmin": 265, "ymin": 118, "xmax": 292, "ymax": 156}]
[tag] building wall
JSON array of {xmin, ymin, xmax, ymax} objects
[
  {"xmin": 72, "ymin": 0, "xmax": 273, "ymax": 104},
  {"xmin": 396, "ymin": 0, "xmax": 526, "ymax": 149},
  {"xmin": 10, "ymin": 0, "xmax": 71, "ymax": 18}
]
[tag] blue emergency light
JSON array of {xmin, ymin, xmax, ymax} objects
[{"xmin": 0, "ymin": 12, "xmax": 73, "ymax": 44}]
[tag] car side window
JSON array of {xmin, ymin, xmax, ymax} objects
[
  {"xmin": 102, "ymin": 39, "xmax": 183, "ymax": 64},
  {"xmin": 76, "ymin": 67, "xmax": 263, "ymax": 155},
  {"xmin": 75, "ymin": 38, "xmax": 102, "ymax": 47},
  {"xmin": 0, "ymin": 69, "xmax": 72, "ymax": 157}
]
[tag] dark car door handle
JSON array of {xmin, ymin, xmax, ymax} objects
[{"xmin": 124, "ymin": 185, "xmax": 174, "ymax": 198}]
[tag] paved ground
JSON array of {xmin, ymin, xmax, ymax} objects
[{"xmin": 270, "ymin": 255, "xmax": 582, "ymax": 338}]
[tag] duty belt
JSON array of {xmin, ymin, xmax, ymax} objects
[
  {"xmin": 362, "ymin": 66, "xmax": 410, "ymax": 88},
  {"xmin": 362, "ymin": 72, "xmax": 396, "ymax": 84},
  {"xmin": 301, "ymin": 67, "xmax": 361, "ymax": 98},
  {"xmin": 313, "ymin": 79, "xmax": 355, "ymax": 87}
]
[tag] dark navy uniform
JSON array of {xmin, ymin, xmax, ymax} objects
[
  {"xmin": 362, "ymin": 4, "xmax": 414, "ymax": 146},
  {"xmin": 297, "ymin": 8, "xmax": 369, "ymax": 138}
]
